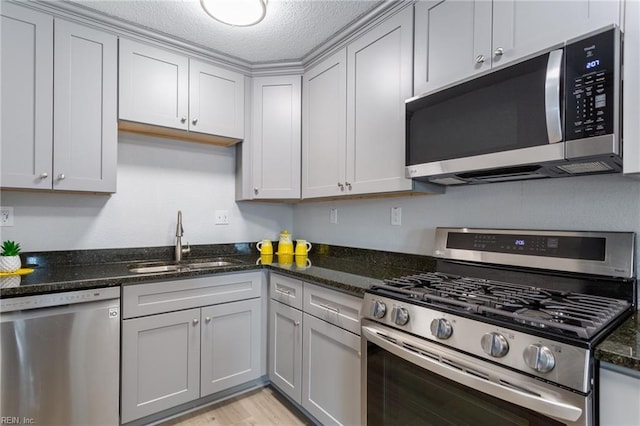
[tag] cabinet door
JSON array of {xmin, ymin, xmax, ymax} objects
[
  {"xmin": 268, "ymin": 299, "xmax": 303, "ymax": 403},
  {"xmin": 53, "ymin": 20, "xmax": 117, "ymax": 192},
  {"xmin": 0, "ymin": 3, "xmax": 53, "ymax": 190},
  {"xmin": 414, "ymin": 0, "xmax": 492, "ymax": 96},
  {"xmin": 493, "ymin": 0, "xmax": 621, "ymax": 69},
  {"xmin": 200, "ymin": 298, "xmax": 262, "ymax": 396},
  {"xmin": 346, "ymin": 7, "xmax": 415, "ymax": 195},
  {"xmin": 302, "ymin": 49, "xmax": 347, "ymax": 198},
  {"xmin": 121, "ymin": 309, "xmax": 201, "ymax": 423},
  {"xmin": 119, "ymin": 38, "xmax": 189, "ymax": 130},
  {"xmin": 302, "ymin": 313, "xmax": 361, "ymax": 426},
  {"xmin": 189, "ymin": 59, "xmax": 244, "ymax": 139},
  {"xmin": 599, "ymin": 363, "xmax": 640, "ymax": 425},
  {"xmin": 251, "ymin": 75, "xmax": 301, "ymax": 199}
]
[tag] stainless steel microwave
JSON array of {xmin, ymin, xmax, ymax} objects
[{"xmin": 406, "ymin": 26, "xmax": 622, "ymax": 186}]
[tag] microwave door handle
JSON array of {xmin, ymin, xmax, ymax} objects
[{"xmin": 545, "ymin": 49, "xmax": 564, "ymax": 143}]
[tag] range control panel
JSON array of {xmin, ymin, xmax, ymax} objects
[{"xmin": 565, "ymin": 27, "xmax": 618, "ymax": 141}]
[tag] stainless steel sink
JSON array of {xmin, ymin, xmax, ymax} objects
[
  {"xmin": 128, "ymin": 257, "xmax": 243, "ymax": 274},
  {"xmin": 128, "ymin": 264, "xmax": 182, "ymax": 274}
]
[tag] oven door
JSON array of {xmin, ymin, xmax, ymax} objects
[{"xmin": 361, "ymin": 320, "xmax": 591, "ymax": 426}]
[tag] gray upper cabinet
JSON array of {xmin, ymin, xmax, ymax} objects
[
  {"xmin": 119, "ymin": 38, "xmax": 189, "ymax": 131},
  {"xmin": 1, "ymin": 4, "xmax": 117, "ymax": 192},
  {"xmin": 302, "ymin": 49, "xmax": 348, "ymax": 199},
  {"xmin": 53, "ymin": 19, "xmax": 117, "ymax": 192},
  {"xmin": 248, "ymin": 75, "xmax": 302, "ymax": 200},
  {"xmin": 1, "ymin": 4, "xmax": 53, "ymax": 190},
  {"xmin": 119, "ymin": 38, "xmax": 244, "ymax": 141},
  {"xmin": 415, "ymin": 0, "xmax": 622, "ymax": 96},
  {"xmin": 189, "ymin": 59, "xmax": 244, "ymax": 139},
  {"xmin": 345, "ymin": 6, "xmax": 416, "ymax": 195},
  {"xmin": 302, "ymin": 6, "xmax": 423, "ymax": 199}
]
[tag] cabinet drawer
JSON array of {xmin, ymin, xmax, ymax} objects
[
  {"xmin": 303, "ymin": 283, "xmax": 362, "ymax": 335},
  {"xmin": 123, "ymin": 272, "xmax": 262, "ymax": 319},
  {"xmin": 270, "ymin": 273, "xmax": 304, "ymax": 310}
]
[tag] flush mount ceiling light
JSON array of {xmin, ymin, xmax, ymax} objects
[{"xmin": 200, "ymin": 0, "xmax": 268, "ymax": 27}]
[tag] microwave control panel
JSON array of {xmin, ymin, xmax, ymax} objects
[{"xmin": 565, "ymin": 28, "xmax": 617, "ymax": 141}]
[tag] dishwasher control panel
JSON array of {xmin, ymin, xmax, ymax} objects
[{"xmin": 0, "ymin": 287, "xmax": 120, "ymax": 312}]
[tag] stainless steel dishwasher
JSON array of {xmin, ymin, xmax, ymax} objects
[{"xmin": 1, "ymin": 287, "xmax": 120, "ymax": 426}]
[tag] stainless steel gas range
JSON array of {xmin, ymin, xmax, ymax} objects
[{"xmin": 361, "ymin": 228, "xmax": 636, "ymax": 426}]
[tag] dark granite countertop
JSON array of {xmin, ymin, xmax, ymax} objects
[
  {"xmin": 596, "ymin": 314, "xmax": 640, "ymax": 372},
  {"xmin": 4, "ymin": 242, "xmax": 639, "ymax": 372},
  {"xmin": 0, "ymin": 243, "xmax": 436, "ymax": 299}
]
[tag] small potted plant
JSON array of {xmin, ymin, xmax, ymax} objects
[{"xmin": 0, "ymin": 240, "xmax": 22, "ymax": 273}]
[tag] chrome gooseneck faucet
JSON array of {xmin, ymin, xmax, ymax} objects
[{"xmin": 175, "ymin": 210, "xmax": 190, "ymax": 262}]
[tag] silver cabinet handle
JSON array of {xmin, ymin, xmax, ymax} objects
[
  {"xmin": 254, "ymin": 187, "xmax": 259, "ymax": 195},
  {"xmin": 193, "ymin": 319, "xmax": 199, "ymax": 325},
  {"xmin": 294, "ymin": 321, "xmax": 300, "ymax": 327},
  {"xmin": 39, "ymin": 172, "xmax": 49, "ymax": 179},
  {"xmin": 545, "ymin": 49, "xmax": 564, "ymax": 144},
  {"xmin": 181, "ymin": 116, "xmax": 187, "ymax": 123},
  {"xmin": 494, "ymin": 47, "xmax": 504, "ymax": 57},
  {"xmin": 345, "ymin": 182, "xmax": 352, "ymax": 190},
  {"xmin": 475, "ymin": 55, "xmax": 485, "ymax": 64},
  {"xmin": 337, "ymin": 182, "xmax": 344, "ymax": 191},
  {"xmin": 275, "ymin": 288, "xmax": 292, "ymax": 296},
  {"xmin": 320, "ymin": 303, "xmax": 339, "ymax": 313},
  {"xmin": 205, "ymin": 317, "xmax": 211, "ymax": 323},
  {"xmin": 57, "ymin": 174, "xmax": 66, "ymax": 181},
  {"xmin": 192, "ymin": 118, "xmax": 198, "ymax": 125}
]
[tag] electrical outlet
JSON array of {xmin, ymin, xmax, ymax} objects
[
  {"xmin": 391, "ymin": 207, "xmax": 402, "ymax": 226},
  {"xmin": 0, "ymin": 207, "xmax": 14, "ymax": 227},
  {"xmin": 215, "ymin": 210, "xmax": 229, "ymax": 225},
  {"xmin": 330, "ymin": 208, "xmax": 338, "ymax": 224}
]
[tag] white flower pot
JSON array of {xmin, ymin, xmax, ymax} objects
[{"xmin": 0, "ymin": 255, "xmax": 21, "ymax": 273}]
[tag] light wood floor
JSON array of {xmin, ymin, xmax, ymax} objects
[{"xmin": 159, "ymin": 387, "xmax": 312, "ymax": 426}]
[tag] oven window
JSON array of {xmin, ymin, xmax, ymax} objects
[{"xmin": 366, "ymin": 343, "xmax": 564, "ymax": 426}]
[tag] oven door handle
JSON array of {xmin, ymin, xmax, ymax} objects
[{"xmin": 362, "ymin": 325, "xmax": 583, "ymax": 423}]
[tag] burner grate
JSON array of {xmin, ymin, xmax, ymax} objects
[{"xmin": 380, "ymin": 272, "xmax": 630, "ymax": 339}]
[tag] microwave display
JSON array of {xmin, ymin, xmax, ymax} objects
[{"xmin": 565, "ymin": 29, "xmax": 616, "ymax": 141}]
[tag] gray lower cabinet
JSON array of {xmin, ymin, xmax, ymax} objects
[
  {"xmin": 201, "ymin": 298, "xmax": 262, "ymax": 396},
  {"xmin": 302, "ymin": 313, "xmax": 361, "ymax": 426},
  {"xmin": 121, "ymin": 308, "xmax": 201, "ymax": 423},
  {"xmin": 121, "ymin": 272, "xmax": 264, "ymax": 424},
  {"xmin": 268, "ymin": 273, "xmax": 361, "ymax": 426},
  {"xmin": 268, "ymin": 299, "xmax": 303, "ymax": 401}
]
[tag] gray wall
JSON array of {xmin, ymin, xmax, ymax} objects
[
  {"xmin": 293, "ymin": 174, "xmax": 640, "ymax": 271},
  {"xmin": 0, "ymin": 133, "xmax": 293, "ymax": 251}
]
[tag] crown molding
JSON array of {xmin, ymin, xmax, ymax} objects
[
  {"xmin": 13, "ymin": 0, "xmax": 413, "ymax": 78},
  {"xmin": 23, "ymin": 0, "xmax": 253, "ymax": 74}
]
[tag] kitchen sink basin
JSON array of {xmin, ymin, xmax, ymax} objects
[{"xmin": 128, "ymin": 257, "xmax": 244, "ymax": 274}]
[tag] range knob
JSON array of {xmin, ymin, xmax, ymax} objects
[
  {"xmin": 523, "ymin": 344, "xmax": 556, "ymax": 373},
  {"xmin": 481, "ymin": 332, "xmax": 509, "ymax": 358},
  {"xmin": 391, "ymin": 306, "xmax": 409, "ymax": 326},
  {"xmin": 370, "ymin": 300, "xmax": 387, "ymax": 319},
  {"xmin": 430, "ymin": 318, "xmax": 453, "ymax": 339}
]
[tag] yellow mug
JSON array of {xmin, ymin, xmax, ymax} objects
[
  {"xmin": 256, "ymin": 239, "xmax": 273, "ymax": 255},
  {"xmin": 295, "ymin": 240, "xmax": 312, "ymax": 255}
]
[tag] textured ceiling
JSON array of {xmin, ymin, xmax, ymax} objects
[{"xmin": 66, "ymin": 0, "xmax": 385, "ymax": 63}]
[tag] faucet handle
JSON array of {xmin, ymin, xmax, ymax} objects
[{"xmin": 182, "ymin": 243, "xmax": 191, "ymax": 255}]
